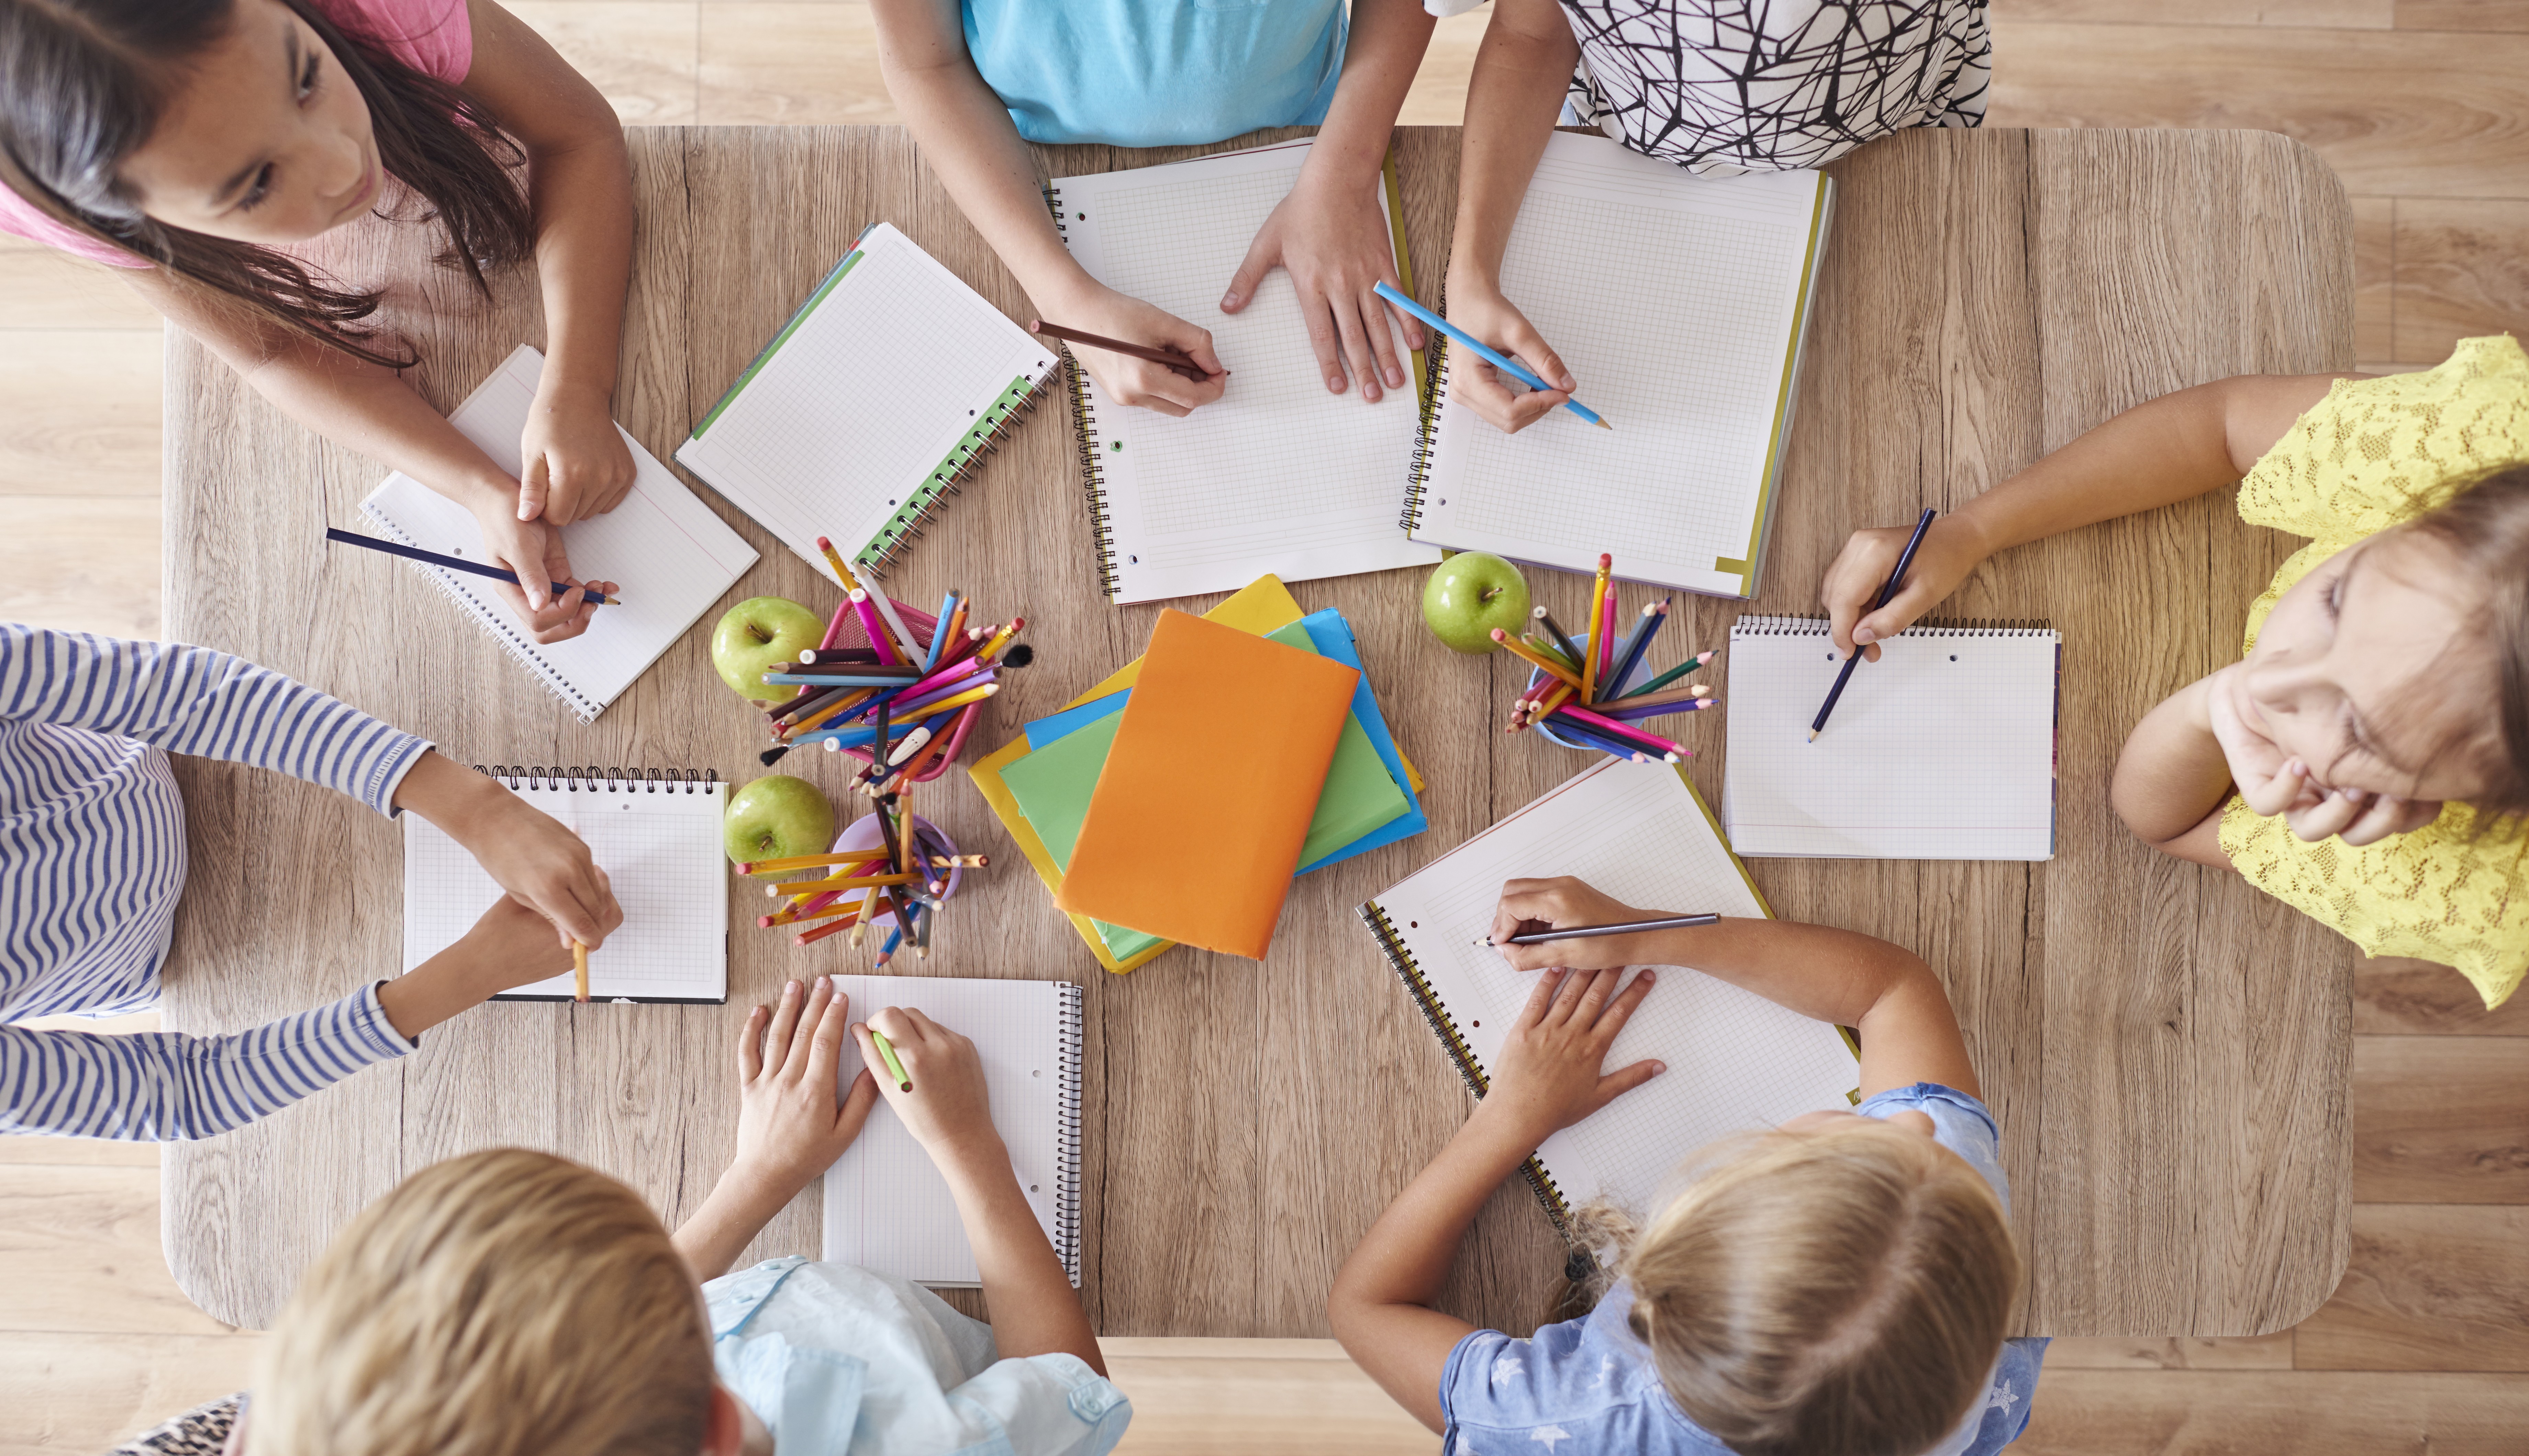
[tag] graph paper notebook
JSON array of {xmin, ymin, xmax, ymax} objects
[
  {"xmin": 401, "ymin": 766, "xmax": 727, "ymax": 1003},
  {"xmin": 821, "ymin": 976, "xmax": 1084, "ymax": 1288},
  {"xmin": 675, "ymin": 222, "xmax": 1063, "ymax": 584},
  {"xmin": 1402, "ymin": 133, "xmax": 1832, "ymax": 598},
  {"xmin": 1050, "ymin": 141, "xmax": 1442, "ymax": 603},
  {"xmin": 358, "ymin": 346, "xmax": 759, "ymax": 724},
  {"xmin": 1357, "ymin": 759, "xmax": 1857, "ymax": 1233},
  {"xmin": 1721, "ymin": 617, "xmax": 2062, "ymax": 861}
]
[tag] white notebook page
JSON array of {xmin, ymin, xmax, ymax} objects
[
  {"xmin": 1722, "ymin": 618, "xmax": 2060, "ymax": 860},
  {"xmin": 1414, "ymin": 134, "xmax": 1827, "ymax": 597},
  {"xmin": 673, "ymin": 223, "xmax": 1058, "ymax": 583},
  {"xmin": 821, "ymin": 977, "xmax": 1080, "ymax": 1287},
  {"xmin": 401, "ymin": 778, "xmax": 727, "ymax": 1001},
  {"xmin": 1057, "ymin": 142, "xmax": 1440, "ymax": 603},
  {"xmin": 1368, "ymin": 759, "xmax": 1856, "ymax": 1222},
  {"xmin": 359, "ymin": 345, "xmax": 759, "ymax": 723}
]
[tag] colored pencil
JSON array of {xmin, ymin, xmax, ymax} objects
[
  {"xmin": 1594, "ymin": 698, "xmax": 1716, "ymax": 723},
  {"xmin": 891, "ymin": 680, "xmax": 999, "ymax": 719},
  {"xmin": 324, "ymin": 527, "xmax": 617, "ymax": 605},
  {"xmin": 799, "ymin": 645, "xmax": 881, "ymax": 666},
  {"xmin": 921, "ymin": 589, "xmax": 959, "ymax": 673},
  {"xmin": 760, "ymin": 670, "xmax": 927, "ymax": 688},
  {"xmin": 1370, "ymin": 283, "xmax": 1611, "ymax": 429},
  {"xmin": 977, "ymin": 617, "xmax": 1024, "ymax": 663},
  {"xmin": 1596, "ymin": 581, "xmax": 1619, "ymax": 697},
  {"xmin": 572, "ymin": 941, "xmax": 590, "ymax": 1003},
  {"xmin": 1480, "ymin": 913, "xmax": 1721, "ymax": 947},
  {"xmin": 1549, "ymin": 718, "xmax": 1655, "ymax": 762},
  {"xmin": 1606, "ymin": 601, "xmax": 1669, "ymax": 697},
  {"xmin": 1582, "ymin": 554, "xmax": 1611, "ymax": 703},
  {"xmin": 1812, "ymin": 507, "xmax": 1936, "ymax": 741},
  {"xmin": 815, "ymin": 535, "xmax": 865, "ymax": 593},
  {"xmin": 851, "ymin": 885, "xmax": 881, "ymax": 947},
  {"xmin": 1520, "ymin": 631, "xmax": 1580, "ymax": 673},
  {"xmin": 735, "ymin": 851, "xmax": 889, "ymax": 875},
  {"xmin": 849, "ymin": 591, "xmax": 901, "ymax": 667},
  {"xmin": 766, "ymin": 871, "xmax": 920, "ymax": 895},
  {"xmin": 865, "ymin": 590, "xmax": 920, "ymax": 666},
  {"xmin": 1029, "ymin": 319, "xmax": 1217, "ymax": 383},
  {"xmin": 1605, "ymin": 681, "xmax": 1714, "ymax": 712},
  {"xmin": 1532, "ymin": 606, "xmax": 1585, "ymax": 672},
  {"xmin": 1621, "ymin": 650, "xmax": 1719, "ymax": 701},
  {"xmin": 1555, "ymin": 703, "xmax": 1687, "ymax": 760},
  {"xmin": 794, "ymin": 914, "xmax": 862, "ymax": 945},
  {"xmin": 762, "ymin": 901, "xmax": 860, "ymax": 929},
  {"xmin": 873, "ymin": 925, "xmax": 903, "ymax": 967},
  {"xmin": 1492, "ymin": 629, "xmax": 1584, "ymax": 687},
  {"xmin": 936, "ymin": 596, "xmax": 972, "ymax": 667}
]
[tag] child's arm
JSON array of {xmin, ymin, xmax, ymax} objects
[
  {"xmin": 1435, "ymin": 0, "xmax": 1582, "ymax": 435},
  {"xmin": 869, "ymin": 0, "xmax": 1226, "ymax": 418},
  {"xmin": 1328, "ymin": 965, "xmax": 1662, "ymax": 1431},
  {"xmin": 1819, "ymin": 372, "xmax": 2357, "ymax": 660},
  {"xmin": 851, "ymin": 1006, "xmax": 1107, "ymax": 1376},
  {"xmin": 1219, "ymin": 0, "xmax": 1436, "ymax": 405},
  {"xmin": 676, "ymin": 978, "xmax": 882, "ymax": 1280},
  {"xmin": 1487, "ymin": 877, "xmax": 1978, "ymax": 1100}
]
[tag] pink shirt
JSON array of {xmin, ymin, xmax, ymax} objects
[{"xmin": 0, "ymin": 0, "xmax": 474, "ymax": 267}]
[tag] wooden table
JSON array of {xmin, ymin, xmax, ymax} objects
[{"xmin": 159, "ymin": 125, "xmax": 2354, "ymax": 1338}]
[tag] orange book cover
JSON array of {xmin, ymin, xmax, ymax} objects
[{"xmin": 1055, "ymin": 610, "xmax": 1360, "ymax": 959}]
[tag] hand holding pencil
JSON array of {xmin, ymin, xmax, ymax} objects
[
  {"xmin": 1032, "ymin": 288, "xmax": 1226, "ymax": 418},
  {"xmin": 1487, "ymin": 876, "xmax": 1714, "ymax": 974},
  {"xmin": 1403, "ymin": 275, "xmax": 1587, "ymax": 435},
  {"xmin": 851, "ymin": 1005, "xmax": 997, "ymax": 1155}
]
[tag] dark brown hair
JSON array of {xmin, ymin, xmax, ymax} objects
[
  {"xmin": 0, "ymin": 0, "xmax": 534, "ymax": 367},
  {"xmin": 2404, "ymin": 460, "xmax": 2529, "ymax": 819}
]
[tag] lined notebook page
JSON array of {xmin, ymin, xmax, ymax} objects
[
  {"xmin": 674, "ymin": 223, "xmax": 1059, "ymax": 581},
  {"xmin": 360, "ymin": 346, "xmax": 758, "ymax": 723},
  {"xmin": 1722, "ymin": 618, "xmax": 2060, "ymax": 860},
  {"xmin": 821, "ymin": 977, "xmax": 1081, "ymax": 1288},
  {"xmin": 401, "ymin": 779, "xmax": 727, "ymax": 1001},
  {"xmin": 1057, "ymin": 143, "xmax": 1439, "ymax": 603},
  {"xmin": 1413, "ymin": 134, "xmax": 1828, "ymax": 597},
  {"xmin": 1368, "ymin": 759, "xmax": 1855, "ymax": 1222}
]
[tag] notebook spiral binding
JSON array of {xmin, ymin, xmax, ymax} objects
[
  {"xmin": 1358, "ymin": 902, "xmax": 1574, "ymax": 1237},
  {"xmin": 859, "ymin": 371, "xmax": 1058, "ymax": 581},
  {"xmin": 1052, "ymin": 981, "xmax": 1086, "ymax": 1289},
  {"xmin": 1398, "ymin": 316, "xmax": 1452, "ymax": 534},
  {"xmin": 1042, "ymin": 181, "xmax": 1123, "ymax": 601},
  {"xmin": 357, "ymin": 508, "xmax": 603, "ymax": 723},
  {"xmin": 1732, "ymin": 614, "xmax": 2053, "ymax": 637},
  {"xmin": 471, "ymin": 765, "xmax": 723, "ymax": 794}
]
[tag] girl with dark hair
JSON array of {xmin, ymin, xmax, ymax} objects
[{"xmin": 0, "ymin": 0, "xmax": 635, "ymax": 643}]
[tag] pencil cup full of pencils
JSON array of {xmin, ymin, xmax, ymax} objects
[
  {"xmin": 1497, "ymin": 553, "xmax": 1720, "ymax": 763},
  {"xmin": 739, "ymin": 809, "xmax": 986, "ymax": 961}
]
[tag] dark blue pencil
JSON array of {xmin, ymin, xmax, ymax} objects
[
  {"xmin": 1605, "ymin": 599, "xmax": 1670, "ymax": 697},
  {"xmin": 1810, "ymin": 507, "xmax": 1936, "ymax": 741},
  {"xmin": 324, "ymin": 527, "xmax": 615, "ymax": 605}
]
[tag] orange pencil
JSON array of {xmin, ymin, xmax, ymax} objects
[
  {"xmin": 796, "ymin": 914, "xmax": 862, "ymax": 946},
  {"xmin": 738, "ymin": 851, "xmax": 888, "ymax": 875},
  {"xmin": 1492, "ymin": 629, "xmax": 1584, "ymax": 688}
]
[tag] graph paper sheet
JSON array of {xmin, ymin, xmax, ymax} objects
[
  {"xmin": 1362, "ymin": 759, "xmax": 1856, "ymax": 1224},
  {"xmin": 1055, "ymin": 141, "xmax": 1440, "ymax": 603},
  {"xmin": 401, "ymin": 777, "xmax": 727, "ymax": 1002},
  {"xmin": 674, "ymin": 223, "xmax": 1060, "ymax": 582},
  {"xmin": 1410, "ymin": 134, "xmax": 1831, "ymax": 598},
  {"xmin": 1721, "ymin": 618, "xmax": 2061, "ymax": 861},
  {"xmin": 360, "ymin": 346, "xmax": 759, "ymax": 723},
  {"xmin": 821, "ymin": 977, "xmax": 1082, "ymax": 1288}
]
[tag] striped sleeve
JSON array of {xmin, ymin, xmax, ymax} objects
[
  {"xmin": 0, "ymin": 626, "xmax": 430, "ymax": 816},
  {"xmin": 0, "ymin": 983, "xmax": 415, "ymax": 1140}
]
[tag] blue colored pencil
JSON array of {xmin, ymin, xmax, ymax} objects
[
  {"xmin": 1371, "ymin": 282, "xmax": 1613, "ymax": 430},
  {"xmin": 1543, "ymin": 717, "xmax": 1656, "ymax": 763},
  {"xmin": 760, "ymin": 671, "xmax": 929, "ymax": 687},
  {"xmin": 921, "ymin": 590, "xmax": 959, "ymax": 674},
  {"xmin": 874, "ymin": 925, "xmax": 903, "ymax": 967},
  {"xmin": 324, "ymin": 527, "xmax": 615, "ymax": 605},
  {"xmin": 1605, "ymin": 601, "xmax": 1668, "ymax": 697}
]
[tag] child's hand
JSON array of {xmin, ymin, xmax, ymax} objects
[
  {"xmin": 1489, "ymin": 876, "xmax": 1657, "ymax": 972},
  {"xmin": 731, "ymin": 978, "xmax": 882, "ymax": 1198},
  {"xmin": 1478, "ymin": 967, "xmax": 1664, "ymax": 1145},
  {"xmin": 466, "ymin": 499, "xmax": 619, "ymax": 645},
  {"xmin": 518, "ymin": 378, "xmax": 637, "ymax": 525},
  {"xmin": 1434, "ymin": 274, "xmax": 1572, "ymax": 435},
  {"xmin": 1054, "ymin": 283, "xmax": 1227, "ymax": 417},
  {"xmin": 1221, "ymin": 171, "xmax": 1422, "ymax": 405},
  {"xmin": 455, "ymin": 893, "xmax": 593, "ymax": 993},
  {"xmin": 852, "ymin": 1007, "xmax": 1001, "ymax": 1167},
  {"xmin": 2204, "ymin": 664, "xmax": 2442, "ymax": 845},
  {"xmin": 1819, "ymin": 514, "xmax": 1989, "ymax": 660}
]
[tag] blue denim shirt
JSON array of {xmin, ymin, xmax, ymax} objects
[
  {"xmin": 707, "ymin": 1257, "xmax": 1131, "ymax": 1455},
  {"xmin": 1440, "ymin": 1084, "xmax": 2047, "ymax": 1455}
]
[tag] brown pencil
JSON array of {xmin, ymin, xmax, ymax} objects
[{"xmin": 1029, "ymin": 320, "xmax": 1222, "ymax": 382}]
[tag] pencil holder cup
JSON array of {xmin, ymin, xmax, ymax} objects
[{"xmin": 834, "ymin": 812, "xmax": 964, "ymax": 901}]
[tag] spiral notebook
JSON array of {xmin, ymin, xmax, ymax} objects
[
  {"xmin": 357, "ymin": 346, "xmax": 760, "ymax": 724},
  {"xmin": 1721, "ymin": 617, "xmax": 2062, "ymax": 861},
  {"xmin": 676, "ymin": 223, "xmax": 1063, "ymax": 584},
  {"xmin": 1401, "ymin": 133, "xmax": 1832, "ymax": 598},
  {"xmin": 400, "ymin": 766, "xmax": 727, "ymax": 1003},
  {"xmin": 1051, "ymin": 141, "xmax": 1442, "ymax": 603},
  {"xmin": 1357, "ymin": 759, "xmax": 1857, "ymax": 1232},
  {"xmin": 821, "ymin": 976, "xmax": 1084, "ymax": 1288}
]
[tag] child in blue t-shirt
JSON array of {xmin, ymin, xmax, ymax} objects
[
  {"xmin": 870, "ymin": 0, "xmax": 1440, "ymax": 416},
  {"xmin": 1329, "ymin": 876, "xmax": 2046, "ymax": 1456}
]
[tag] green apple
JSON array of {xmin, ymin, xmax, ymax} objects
[
  {"xmin": 712, "ymin": 596, "xmax": 826, "ymax": 705},
  {"xmin": 723, "ymin": 774, "xmax": 836, "ymax": 865},
  {"xmin": 1422, "ymin": 551, "xmax": 1531, "ymax": 654}
]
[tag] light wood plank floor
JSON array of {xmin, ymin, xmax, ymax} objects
[{"xmin": 4, "ymin": 4, "xmax": 2524, "ymax": 1450}]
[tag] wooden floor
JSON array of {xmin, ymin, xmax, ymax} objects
[{"xmin": 3, "ymin": 3, "xmax": 2524, "ymax": 1450}]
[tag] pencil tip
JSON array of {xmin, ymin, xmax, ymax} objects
[
  {"xmin": 1806, "ymin": 729, "xmax": 1821, "ymax": 742},
  {"xmin": 1596, "ymin": 418, "xmax": 1614, "ymax": 430}
]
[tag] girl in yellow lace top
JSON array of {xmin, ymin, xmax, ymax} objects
[{"xmin": 1814, "ymin": 336, "xmax": 2529, "ymax": 1009}]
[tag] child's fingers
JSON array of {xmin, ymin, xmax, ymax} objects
[
  {"xmin": 763, "ymin": 979, "xmax": 806, "ymax": 1072},
  {"xmin": 779, "ymin": 978, "xmax": 834, "ymax": 1080},
  {"xmin": 516, "ymin": 455, "xmax": 550, "ymax": 523},
  {"xmin": 1592, "ymin": 968, "xmax": 1658, "ymax": 1039},
  {"xmin": 1852, "ymin": 577, "xmax": 1943, "ymax": 651},
  {"xmin": 1219, "ymin": 227, "xmax": 1278, "ymax": 314},
  {"xmin": 1327, "ymin": 289, "xmax": 1385, "ymax": 403},
  {"xmin": 1589, "ymin": 1058, "xmax": 1667, "ymax": 1115},
  {"xmin": 1545, "ymin": 964, "xmax": 1594, "ymax": 1026},
  {"xmin": 2286, "ymin": 787, "xmax": 2362, "ymax": 842},
  {"xmin": 1516, "ymin": 968, "xmax": 1567, "ymax": 1026},
  {"xmin": 736, "ymin": 1004, "xmax": 769, "ymax": 1084},
  {"xmin": 803, "ymin": 987, "xmax": 851, "ymax": 1094},
  {"xmin": 836, "ymin": 1067, "xmax": 880, "ymax": 1139},
  {"xmin": 848, "ymin": 1023, "xmax": 897, "ymax": 1097}
]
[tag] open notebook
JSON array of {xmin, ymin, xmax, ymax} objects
[
  {"xmin": 401, "ymin": 766, "xmax": 727, "ymax": 1003},
  {"xmin": 821, "ymin": 976, "xmax": 1084, "ymax": 1288},
  {"xmin": 675, "ymin": 223, "xmax": 1062, "ymax": 584},
  {"xmin": 1051, "ymin": 141, "xmax": 1441, "ymax": 603},
  {"xmin": 1722, "ymin": 617, "xmax": 2061, "ymax": 860},
  {"xmin": 358, "ymin": 346, "xmax": 759, "ymax": 724},
  {"xmin": 1358, "ymin": 759, "xmax": 1856, "ymax": 1231},
  {"xmin": 1402, "ymin": 133, "xmax": 1832, "ymax": 598}
]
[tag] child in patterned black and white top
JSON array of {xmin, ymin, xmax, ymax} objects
[{"xmin": 1429, "ymin": 0, "xmax": 1988, "ymax": 434}]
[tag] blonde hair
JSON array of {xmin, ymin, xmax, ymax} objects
[
  {"xmin": 1580, "ymin": 1121, "xmax": 2021, "ymax": 1456},
  {"xmin": 246, "ymin": 1149, "xmax": 714, "ymax": 1456}
]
